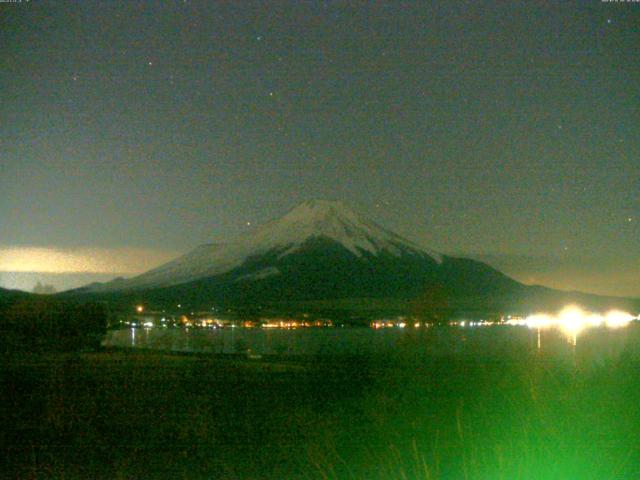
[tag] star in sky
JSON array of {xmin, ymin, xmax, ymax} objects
[{"xmin": 1, "ymin": 0, "xmax": 639, "ymax": 297}]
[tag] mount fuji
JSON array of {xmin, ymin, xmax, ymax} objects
[
  {"xmin": 72, "ymin": 200, "xmax": 637, "ymax": 318},
  {"xmin": 88, "ymin": 200, "xmax": 442, "ymax": 291}
]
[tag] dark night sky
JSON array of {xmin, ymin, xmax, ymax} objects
[{"xmin": 1, "ymin": 0, "xmax": 638, "ymax": 296}]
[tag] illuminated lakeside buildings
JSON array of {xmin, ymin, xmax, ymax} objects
[{"xmin": 121, "ymin": 304, "xmax": 638, "ymax": 332}]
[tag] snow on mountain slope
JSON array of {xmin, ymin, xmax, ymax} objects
[
  {"xmin": 89, "ymin": 200, "xmax": 442, "ymax": 292},
  {"xmin": 247, "ymin": 200, "xmax": 440, "ymax": 259}
]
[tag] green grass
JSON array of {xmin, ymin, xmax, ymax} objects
[{"xmin": 2, "ymin": 348, "xmax": 639, "ymax": 479}]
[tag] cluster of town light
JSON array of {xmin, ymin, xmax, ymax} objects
[
  {"xmin": 506, "ymin": 306, "xmax": 637, "ymax": 335},
  {"xmin": 133, "ymin": 304, "xmax": 636, "ymax": 334}
]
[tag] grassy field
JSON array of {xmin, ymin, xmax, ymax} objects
[{"xmin": 2, "ymin": 348, "xmax": 640, "ymax": 479}]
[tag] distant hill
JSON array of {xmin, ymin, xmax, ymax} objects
[
  {"xmin": 66, "ymin": 200, "xmax": 639, "ymax": 319},
  {"xmin": 0, "ymin": 287, "xmax": 31, "ymax": 304}
]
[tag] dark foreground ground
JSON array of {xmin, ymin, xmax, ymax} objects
[{"xmin": 2, "ymin": 347, "xmax": 640, "ymax": 479}]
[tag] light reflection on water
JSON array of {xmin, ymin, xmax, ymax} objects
[{"xmin": 104, "ymin": 324, "xmax": 640, "ymax": 367}]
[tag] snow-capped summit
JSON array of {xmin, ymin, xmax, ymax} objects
[
  {"xmin": 87, "ymin": 200, "xmax": 442, "ymax": 292},
  {"xmin": 248, "ymin": 199, "xmax": 440, "ymax": 259}
]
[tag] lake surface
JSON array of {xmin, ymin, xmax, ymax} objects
[
  {"xmin": 104, "ymin": 323, "xmax": 640, "ymax": 366},
  {"xmin": 15, "ymin": 323, "xmax": 640, "ymax": 479}
]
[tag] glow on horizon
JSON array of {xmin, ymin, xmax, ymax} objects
[
  {"xmin": 507, "ymin": 306, "xmax": 637, "ymax": 336},
  {"xmin": 0, "ymin": 246, "xmax": 180, "ymax": 274}
]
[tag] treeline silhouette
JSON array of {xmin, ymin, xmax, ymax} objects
[{"xmin": 0, "ymin": 299, "xmax": 107, "ymax": 353}]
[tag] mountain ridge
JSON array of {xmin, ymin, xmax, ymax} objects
[
  {"xmin": 85, "ymin": 200, "xmax": 441, "ymax": 293},
  {"xmin": 68, "ymin": 200, "xmax": 640, "ymax": 317}
]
